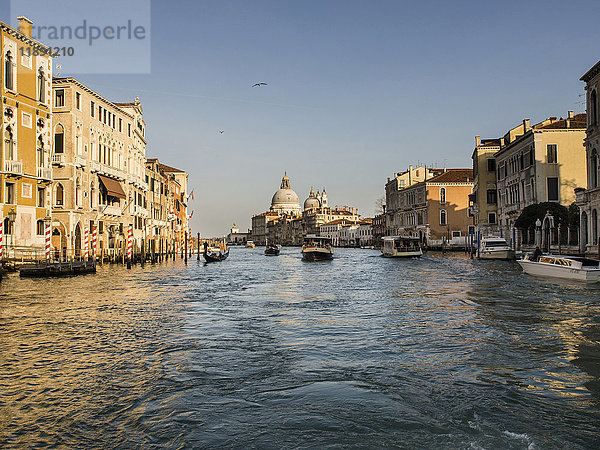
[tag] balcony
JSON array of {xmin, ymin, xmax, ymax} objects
[
  {"xmin": 52, "ymin": 154, "xmax": 65, "ymax": 165},
  {"xmin": 74, "ymin": 155, "xmax": 86, "ymax": 167},
  {"xmin": 132, "ymin": 204, "xmax": 149, "ymax": 217},
  {"xmin": 37, "ymin": 166, "xmax": 52, "ymax": 180},
  {"xmin": 98, "ymin": 163, "xmax": 125, "ymax": 181},
  {"xmin": 4, "ymin": 159, "xmax": 23, "ymax": 176},
  {"xmin": 575, "ymin": 189, "xmax": 588, "ymax": 205},
  {"xmin": 102, "ymin": 205, "xmax": 122, "ymax": 216},
  {"xmin": 89, "ymin": 160, "xmax": 100, "ymax": 172}
]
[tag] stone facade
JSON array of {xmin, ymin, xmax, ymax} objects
[
  {"xmin": 1, "ymin": 17, "xmax": 53, "ymax": 255},
  {"xmin": 577, "ymin": 61, "xmax": 600, "ymax": 255},
  {"xmin": 495, "ymin": 113, "xmax": 587, "ymax": 237}
]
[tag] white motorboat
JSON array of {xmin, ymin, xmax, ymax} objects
[
  {"xmin": 302, "ymin": 235, "xmax": 333, "ymax": 261},
  {"xmin": 381, "ymin": 236, "xmax": 423, "ymax": 258},
  {"xmin": 517, "ymin": 254, "xmax": 600, "ymax": 282},
  {"xmin": 478, "ymin": 236, "xmax": 515, "ymax": 260}
]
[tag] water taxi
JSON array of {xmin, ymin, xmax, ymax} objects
[
  {"xmin": 381, "ymin": 236, "xmax": 423, "ymax": 258},
  {"xmin": 478, "ymin": 236, "xmax": 515, "ymax": 260},
  {"xmin": 301, "ymin": 235, "xmax": 333, "ymax": 261},
  {"xmin": 517, "ymin": 254, "xmax": 600, "ymax": 282},
  {"xmin": 265, "ymin": 243, "xmax": 281, "ymax": 256},
  {"xmin": 245, "ymin": 241, "xmax": 255, "ymax": 248}
]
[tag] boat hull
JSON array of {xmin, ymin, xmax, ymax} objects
[
  {"xmin": 203, "ymin": 250, "xmax": 229, "ymax": 262},
  {"xmin": 517, "ymin": 260, "xmax": 600, "ymax": 282},
  {"xmin": 265, "ymin": 248, "xmax": 280, "ymax": 256},
  {"xmin": 302, "ymin": 249, "xmax": 333, "ymax": 261},
  {"xmin": 479, "ymin": 249, "xmax": 515, "ymax": 260},
  {"xmin": 381, "ymin": 249, "xmax": 423, "ymax": 258}
]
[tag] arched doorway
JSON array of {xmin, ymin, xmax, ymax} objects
[
  {"xmin": 74, "ymin": 223, "xmax": 82, "ymax": 257},
  {"xmin": 581, "ymin": 211, "xmax": 588, "ymax": 249},
  {"xmin": 593, "ymin": 209, "xmax": 598, "ymax": 247}
]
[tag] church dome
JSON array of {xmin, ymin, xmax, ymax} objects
[
  {"xmin": 303, "ymin": 187, "xmax": 320, "ymax": 210},
  {"xmin": 271, "ymin": 172, "xmax": 302, "ymax": 215}
]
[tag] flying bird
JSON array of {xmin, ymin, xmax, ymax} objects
[
  {"xmin": 219, "ymin": 130, "xmax": 224, "ymax": 133},
  {"xmin": 252, "ymin": 82, "xmax": 268, "ymax": 87}
]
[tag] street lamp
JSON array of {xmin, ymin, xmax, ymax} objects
[{"xmin": 8, "ymin": 207, "xmax": 16, "ymax": 258}]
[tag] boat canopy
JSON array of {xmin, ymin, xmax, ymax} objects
[
  {"xmin": 304, "ymin": 235, "xmax": 332, "ymax": 243},
  {"xmin": 382, "ymin": 235, "xmax": 420, "ymax": 242}
]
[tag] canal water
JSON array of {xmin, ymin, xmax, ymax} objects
[{"xmin": 1, "ymin": 247, "xmax": 600, "ymax": 448}]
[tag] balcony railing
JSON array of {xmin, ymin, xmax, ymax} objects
[
  {"xmin": 132, "ymin": 204, "xmax": 149, "ymax": 217},
  {"xmin": 74, "ymin": 155, "xmax": 86, "ymax": 167},
  {"xmin": 37, "ymin": 166, "xmax": 52, "ymax": 180},
  {"xmin": 52, "ymin": 154, "xmax": 65, "ymax": 165},
  {"xmin": 4, "ymin": 159, "xmax": 23, "ymax": 175}
]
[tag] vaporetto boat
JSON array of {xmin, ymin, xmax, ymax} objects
[
  {"xmin": 381, "ymin": 236, "xmax": 423, "ymax": 258},
  {"xmin": 517, "ymin": 254, "xmax": 600, "ymax": 282}
]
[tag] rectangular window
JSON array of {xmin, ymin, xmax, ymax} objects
[
  {"xmin": 99, "ymin": 220, "xmax": 104, "ymax": 234},
  {"xmin": 529, "ymin": 148, "xmax": 535, "ymax": 166},
  {"xmin": 547, "ymin": 177, "xmax": 559, "ymax": 201},
  {"xmin": 486, "ymin": 189, "xmax": 497, "ymax": 204},
  {"xmin": 91, "ymin": 101, "xmax": 95, "ymax": 117},
  {"xmin": 6, "ymin": 183, "xmax": 15, "ymax": 204},
  {"xmin": 487, "ymin": 158, "xmax": 496, "ymax": 172},
  {"xmin": 55, "ymin": 89, "xmax": 65, "ymax": 107},
  {"xmin": 99, "ymin": 105, "xmax": 102, "ymax": 119},
  {"xmin": 76, "ymin": 92, "xmax": 81, "ymax": 110},
  {"xmin": 103, "ymin": 109, "xmax": 107, "ymax": 123},
  {"xmin": 21, "ymin": 183, "xmax": 32, "ymax": 199},
  {"xmin": 21, "ymin": 112, "xmax": 32, "ymax": 128},
  {"xmin": 128, "ymin": 123, "xmax": 131, "ymax": 137},
  {"xmin": 119, "ymin": 118, "xmax": 122, "ymax": 132},
  {"xmin": 37, "ymin": 187, "xmax": 45, "ymax": 207},
  {"xmin": 452, "ymin": 231, "xmax": 461, "ymax": 238},
  {"xmin": 547, "ymin": 144, "xmax": 557, "ymax": 163},
  {"xmin": 488, "ymin": 212, "xmax": 496, "ymax": 224}
]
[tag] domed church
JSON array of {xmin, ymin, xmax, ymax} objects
[
  {"xmin": 270, "ymin": 172, "xmax": 302, "ymax": 216},
  {"xmin": 304, "ymin": 187, "xmax": 328, "ymax": 211}
]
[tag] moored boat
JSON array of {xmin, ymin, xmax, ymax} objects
[
  {"xmin": 517, "ymin": 254, "xmax": 600, "ymax": 282},
  {"xmin": 246, "ymin": 241, "xmax": 255, "ymax": 248},
  {"xmin": 381, "ymin": 236, "xmax": 423, "ymax": 258},
  {"xmin": 478, "ymin": 236, "xmax": 515, "ymax": 260},
  {"xmin": 301, "ymin": 235, "xmax": 333, "ymax": 261}
]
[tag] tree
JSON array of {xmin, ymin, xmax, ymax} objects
[
  {"xmin": 374, "ymin": 196, "xmax": 385, "ymax": 215},
  {"xmin": 514, "ymin": 202, "xmax": 570, "ymax": 230}
]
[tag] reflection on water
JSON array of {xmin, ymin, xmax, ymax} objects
[{"xmin": 1, "ymin": 247, "xmax": 600, "ymax": 447}]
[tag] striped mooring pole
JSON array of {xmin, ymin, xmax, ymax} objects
[
  {"xmin": 84, "ymin": 227, "xmax": 89, "ymax": 262},
  {"xmin": 45, "ymin": 221, "xmax": 51, "ymax": 262},
  {"xmin": 92, "ymin": 226, "xmax": 98, "ymax": 262},
  {"xmin": 127, "ymin": 224, "xmax": 132, "ymax": 269},
  {"xmin": 0, "ymin": 221, "xmax": 3, "ymax": 264}
]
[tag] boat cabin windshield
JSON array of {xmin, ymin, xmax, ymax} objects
[
  {"xmin": 304, "ymin": 237, "xmax": 332, "ymax": 247},
  {"xmin": 483, "ymin": 240, "xmax": 509, "ymax": 248},
  {"xmin": 384, "ymin": 236, "xmax": 421, "ymax": 251}
]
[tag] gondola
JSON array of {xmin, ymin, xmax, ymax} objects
[{"xmin": 203, "ymin": 242, "xmax": 229, "ymax": 262}]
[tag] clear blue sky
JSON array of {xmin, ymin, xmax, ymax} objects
[{"xmin": 6, "ymin": 0, "xmax": 599, "ymax": 236}]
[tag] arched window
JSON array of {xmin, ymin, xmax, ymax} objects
[
  {"xmin": 3, "ymin": 217, "xmax": 12, "ymax": 235},
  {"xmin": 440, "ymin": 188, "xmax": 446, "ymax": 204},
  {"xmin": 4, "ymin": 51, "xmax": 13, "ymax": 90},
  {"xmin": 36, "ymin": 219, "xmax": 44, "ymax": 236},
  {"xmin": 54, "ymin": 124, "xmax": 64, "ymax": 153},
  {"xmin": 38, "ymin": 67, "xmax": 45, "ymax": 103},
  {"xmin": 56, "ymin": 183, "xmax": 64, "ymax": 206},
  {"xmin": 592, "ymin": 149, "xmax": 598, "ymax": 189},
  {"xmin": 37, "ymin": 135, "xmax": 44, "ymax": 167},
  {"xmin": 4, "ymin": 126, "xmax": 14, "ymax": 160},
  {"xmin": 592, "ymin": 90, "xmax": 598, "ymax": 126},
  {"xmin": 440, "ymin": 209, "xmax": 447, "ymax": 226}
]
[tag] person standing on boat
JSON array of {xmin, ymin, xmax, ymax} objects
[{"xmin": 532, "ymin": 246, "xmax": 542, "ymax": 261}]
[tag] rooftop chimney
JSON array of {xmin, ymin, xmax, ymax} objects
[
  {"xmin": 475, "ymin": 135, "xmax": 481, "ymax": 147},
  {"xmin": 567, "ymin": 110, "xmax": 574, "ymax": 119},
  {"xmin": 17, "ymin": 16, "xmax": 33, "ymax": 37},
  {"xmin": 523, "ymin": 118, "xmax": 530, "ymax": 131}
]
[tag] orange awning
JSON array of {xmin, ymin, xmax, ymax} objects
[{"xmin": 98, "ymin": 174, "xmax": 126, "ymax": 199}]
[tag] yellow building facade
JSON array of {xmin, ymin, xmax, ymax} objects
[{"xmin": 1, "ymin": 17, "xmax": 53, "ymax": 255}]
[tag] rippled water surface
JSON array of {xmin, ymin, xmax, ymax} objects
[{"xmin": 1, "ymin": 247, "xmax": 600, "ymax": 448}]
